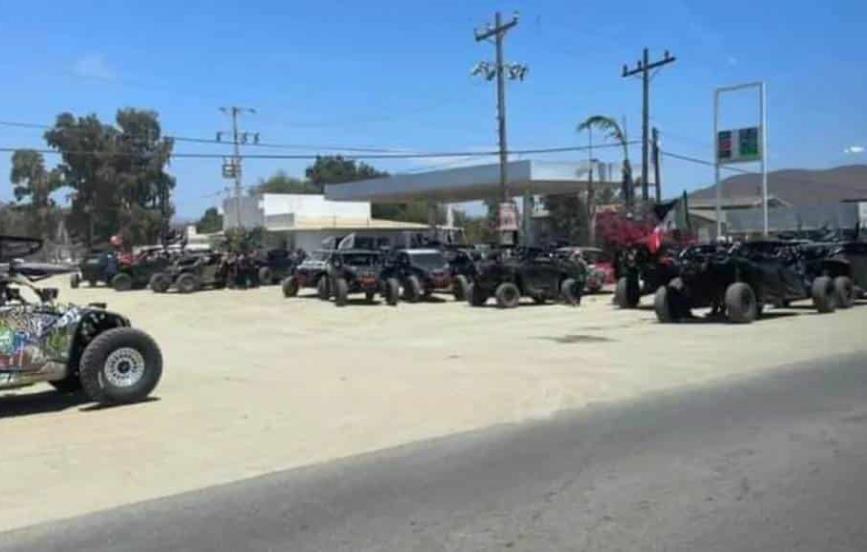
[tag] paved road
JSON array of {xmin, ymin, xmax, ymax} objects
[{"xmin": 6, "ymin": 353, "xmax": 867, "ymax": 551}]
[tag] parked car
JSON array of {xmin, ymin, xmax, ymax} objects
[
  {"xmin": 149, "ymin": 252, "xmax": 227, "ymax": 293},
  {"xmin": 654, "ymin": 241, "xmax": 838, "ymax": 324},
  {"xmin": 281, "ymin": 250, "xmax": 332, "ymax": 298},
  {"xmin": 322, "ymin": 249, "xmax": 400, "ymax": 307},
  {"xmin": 468, "ymin": 249, "xmax": 586, "ymax": 309},
  {"xmin": 1, "ymin": 236, "xmax": 163, "ymax": 405},
  {"xmin": 383, "ymin": 248, "xmax": 469, "ymax": 302}
]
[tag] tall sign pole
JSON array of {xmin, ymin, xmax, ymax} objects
[
  {"xmin": 473, "ymin": 11, "xmax": 527, "ymax": 246},
  {"xmin": 622, "ymin": 48, "xmax": 676, "ymax": 201},
  {"xmin": 713, "ymin": 82, "xmax": 768, "ymax": 237}
]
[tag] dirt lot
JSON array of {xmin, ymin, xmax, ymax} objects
[{"xmin": 1, "ymin": 278, "xmax": 865, "ymax": 531}]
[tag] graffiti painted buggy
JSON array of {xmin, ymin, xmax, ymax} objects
[{"xmin": 0, "ymin": 236, "xmax": 163, "ymax": 405}]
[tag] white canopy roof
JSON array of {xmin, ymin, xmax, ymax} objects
[{"xmin": 324, "ymin": 160, "xmax": 618, "ymax": 203}]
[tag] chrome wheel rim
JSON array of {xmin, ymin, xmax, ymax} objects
[{"xmin": 104, "ymin": 347, "xmax": 145, "ymax": 388}]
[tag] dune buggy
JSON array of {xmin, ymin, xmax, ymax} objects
[
  {"xmin": 800, "ymin": 240, "xmax": 867, "ymax": 309},
  {"xmin": 468, "ymin": 248, "xmax": 586, "ymax": 309},
  {"xmin": 382, "ymin": 248, "xmax": 469, "ymax": 302},
  {"xmin": 149, "ymin": 252, "xmax": 227, "ymax": 294},
  {"xmin": 107, "ymin": 247, "xmax": 174, "ymax": 292},
  {"xmin": 70, "ymin": 250, "xmax": 118, "ymax": 289},
  {"xmin": 321, "ymin": 249, "xmax": 400, "ymax": 307},
  {"xmin": 281, "ymin": 250, "xmax": 332, "ymax": 299},
  {"xmin": 0, "ymin": 236, "xmax": 163, "ymax": 405},
  {"xmin": 654, "ymin": 240, "xmax": 839, "ymax": 324}
]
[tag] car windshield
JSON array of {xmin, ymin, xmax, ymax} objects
[
  {"xmin": 340, "ymin": 253, "xmax": 378, "ymax": 267},
  {"xmin": 308, "ymin": 251, "xmax": 331, "ymax": 262},
  {"xmin": 409, "ymin": 252, "xmax": 448, "ymax": 270}
]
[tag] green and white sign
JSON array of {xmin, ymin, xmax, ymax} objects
[{"xmin": 717, "ymin": 126, "xmax": 762, "ymax": 164}]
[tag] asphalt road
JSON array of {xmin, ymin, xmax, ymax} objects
[{"xmin": 5, "ymin": 352, "xmax": 867, "ymax": 552}]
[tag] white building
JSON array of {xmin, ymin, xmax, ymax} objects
[{"xmin": 222, "ymin": 193, "xmax": 431, "ymax": 252}]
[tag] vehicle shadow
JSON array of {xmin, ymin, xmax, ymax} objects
[
  {"xmin": 674, "ymin": 311, "xmax": 801, "ymax": 325},
  {"xmin": 0, "ymin": 390, "xmax": 90, "ymax": 419},
  {"xmin": 79, "ymin": 396, "xmax": 160, "ymax": 412}
]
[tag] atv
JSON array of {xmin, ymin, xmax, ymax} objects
[
  {"xmin": 0, "ymin": 236, "xmax": 163, "ymax": 405},
  {"xmin": 281, "ymin": 250, "xmax": 332, "ymax": 299},
  {"xmin": 149, "ymin": 252, "xmax": 227, "ymax": 294},
  {"xmin": 383, "ymin": 248, "xmax": 469, "ymax": 302},
  {"xmin": 321, "ymin": 249, "xmax": 400, "ymax": 307},
  {"xmin": 654, "ymin": 240, "xmax": 839, "ymax": 324},
  {"xmin": 468, "ymin": 248, "xmax": 586, "ymax": 309}
]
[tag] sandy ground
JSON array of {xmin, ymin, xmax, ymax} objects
[{"xmin": 0, "ymin": 278, "xmax": 865, "ymax": 532}]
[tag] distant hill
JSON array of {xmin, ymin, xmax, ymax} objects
[{"xmin": 689, "ymin": 165, "xmax": 867, "ymax": 206}]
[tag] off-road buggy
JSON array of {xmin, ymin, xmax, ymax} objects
[
  {"xmin": 149, "ymin": 252, "xmax": 227, "ymax": 294},
  {"xmin": 107, "ymin": 247, "xmax": 174, "ymax": 292},
  {"xmin": 382, "ymin": 248, "xmax": 469, "ymax": 302},
  {"xmin": 612, "ymin": 239, "xmax": 681, "ymax": 309},
  {"xmin": 554, "ymin": 247, "xmax": 614, "ymax": 294},
  {"xmin": 799, "ymin": 240, "xmax": 867, "ymax": 309},
  {"xmin": 0, "ymin": 236, "xmax": 163, "ymax": 405},
  {"xmin": 654, "ymin": 240, "xmax": 839, "ymax": 324},
  {"xmin": 320, "ymin": 249, "xmax": 400, "ymax": 307},
  {"xmin": 467, "ymin": 248, "xmax": 586, "ymax": 309},
  {"xmin": 254, "ymin": 248, "xmax": 296, "ymax": 286},
  {"xmin": 281, "ymin": 250, "xmax": 332, "ymax": 299},
  {"xmin": 70, "ymin": 250, "xmax": 118, "ymax": 289}
]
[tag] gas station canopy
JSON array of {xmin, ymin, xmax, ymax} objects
[{"xmin": 324, "ymin": 160, "xmax": 618, "ymax": 203}]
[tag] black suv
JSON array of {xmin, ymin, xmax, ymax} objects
[
  {"xmin": 468, "ymin": 248, "xmax": 586, "ymax": 309},
  {"xmin": 654, "ymin": 241, "xmax": 838, "ymax": 324},
  {"xmin": 323, "ymin": 249, "xmax": 400, "ymax": 307},
  {"xmin": 383, "ymin": 248, "xmax": 468, "ymax": 302}
]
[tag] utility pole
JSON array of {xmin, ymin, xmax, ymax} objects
[
  {"xmin": 473, "ymin": 11, "xmax": 527, "ymax": 246},
  {"xmin": 652, "ymin": 127, "xmax": 662, "ymax": 202},
  {"xmin": 622, "ymin": 48, "xmax": 676, "ymax": 202},
  {"xmin": 217, "ymin": 106, "xmax": 259, "ymax": 229}
]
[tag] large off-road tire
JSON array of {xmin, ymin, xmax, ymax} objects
[
  {"xmin": 88, "ymin": 279, "xmax": 98, "ymax": 287},
  {"xmin": 560, "ymin": 278, "xmax": 581, "ymax": 306},
  {"xmin": 111, "ymin": 272, "xmax": 133, "ymax": 292},
  {"xmin": 404, "ymin": 275, "xmax": 423, "ymax": 303},
  {"xmin": 334, "ymin": 277, "xmax": 349, "ymax": 307},
  {"xmin": 495, "ymin": 282, "xmax": 521, "ymax": 309},
  {"xmin": 385, "ymin": 278, "xmax": 400, "ymax": 306},
  {"xmin": 149, "ymin": 273, "xmax": 171, "ymax": 293},
  {"xmin": 833, "ymin": 276, "xmax": 855, "ymax": 309},
  {"xmin": 79, "ymin": 327, "xmax": 163, "ymax": 405},
  {"xmin": 467, "ymin": 284, "xmax": 489, "ymax": 307},
  {"xmin": 654, "ymin": 286, "xmax": 675, "ymax": 323},
  {"xmin": 258, "ymin": 266, "xmax": 273, "ymax": 285},
  {"xmin": 453, "ymin": 275, "xmax": 469, "ymax": 302},
  {"xmin": 811, "ymin": 276, "xmax": 837, "ymax": 314},
  {"xmin": 317, "ymin": 276, "xmax": 331, "ymax": 300},
  {"xmin": 175, "ymin": 273, "xmax": 199, "ymax": 294},
  {"xmin": 365, "ymin": 290, "xmax": 376, "ymax": 302},
  {"xmin": 282, "ymin": 276, "xmax": 299, "ymax": 298},
  {"xmin": 614, "ymin": 276, "xmax": 640, "ymax": 309},
  {"xmin": 70, "ymin": 273, "xmax": 81, "ymax": 289},
  {"xmin": 725, "ymin": 282, "xmax": 758, "ymax": 324}
]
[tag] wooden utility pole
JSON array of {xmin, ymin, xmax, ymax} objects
[
  {"xmin": 217, "ymin": 106, "xmax": 258, "ymax": 228},
  {"xmin": 622, "ymin": 49, "xmax": 676, "ymax": 202},
  {"xmin": 652, "ymin": 127, "xmax": 662, "ymax": 202}
]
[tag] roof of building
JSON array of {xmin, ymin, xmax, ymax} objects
[
  {"xmin": 268, "ymin": 217, "xmax": 430, "ymax": 232},
  {"xmin": 324, "ymin": 160, "xmax": 617, "ymax": 203},
  {"xmin": 688, "ymin": 195, "xmax": 791, "ymax": 210}
]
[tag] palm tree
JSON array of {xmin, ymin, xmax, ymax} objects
[{"xmin": 577, "ymin": 116, "xmax": 634, "ymax": 206}]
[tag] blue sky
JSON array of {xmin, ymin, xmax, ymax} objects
[{"xmin": 0, "ymin": 0, "xmax": 865, "ymax": 220}]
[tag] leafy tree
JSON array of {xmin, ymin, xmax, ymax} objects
[
  {"xmin": 250, "ymin": 171, "xmax": 321, "ymax": 195},
  {"xmin": 196, "ymin": 207, "xmax": 224, "ymax": 234},
  {"xmin": 222, "ymin": 226, "xmax": 264, "ymax": 254},
  {"xmin": 305, "ymin": 155, "xmax": 387, "ymax": 187},
  {"xmin": 9, "ymin": 149, "xmax": 62, "ymax": 240},
  {"xmin": 43, "ymin": 109, "xmax": 175, "ymax": 247},
  {"xmin": 453, "ymin": 209, "xmax": 496, "ymax": 244}
]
